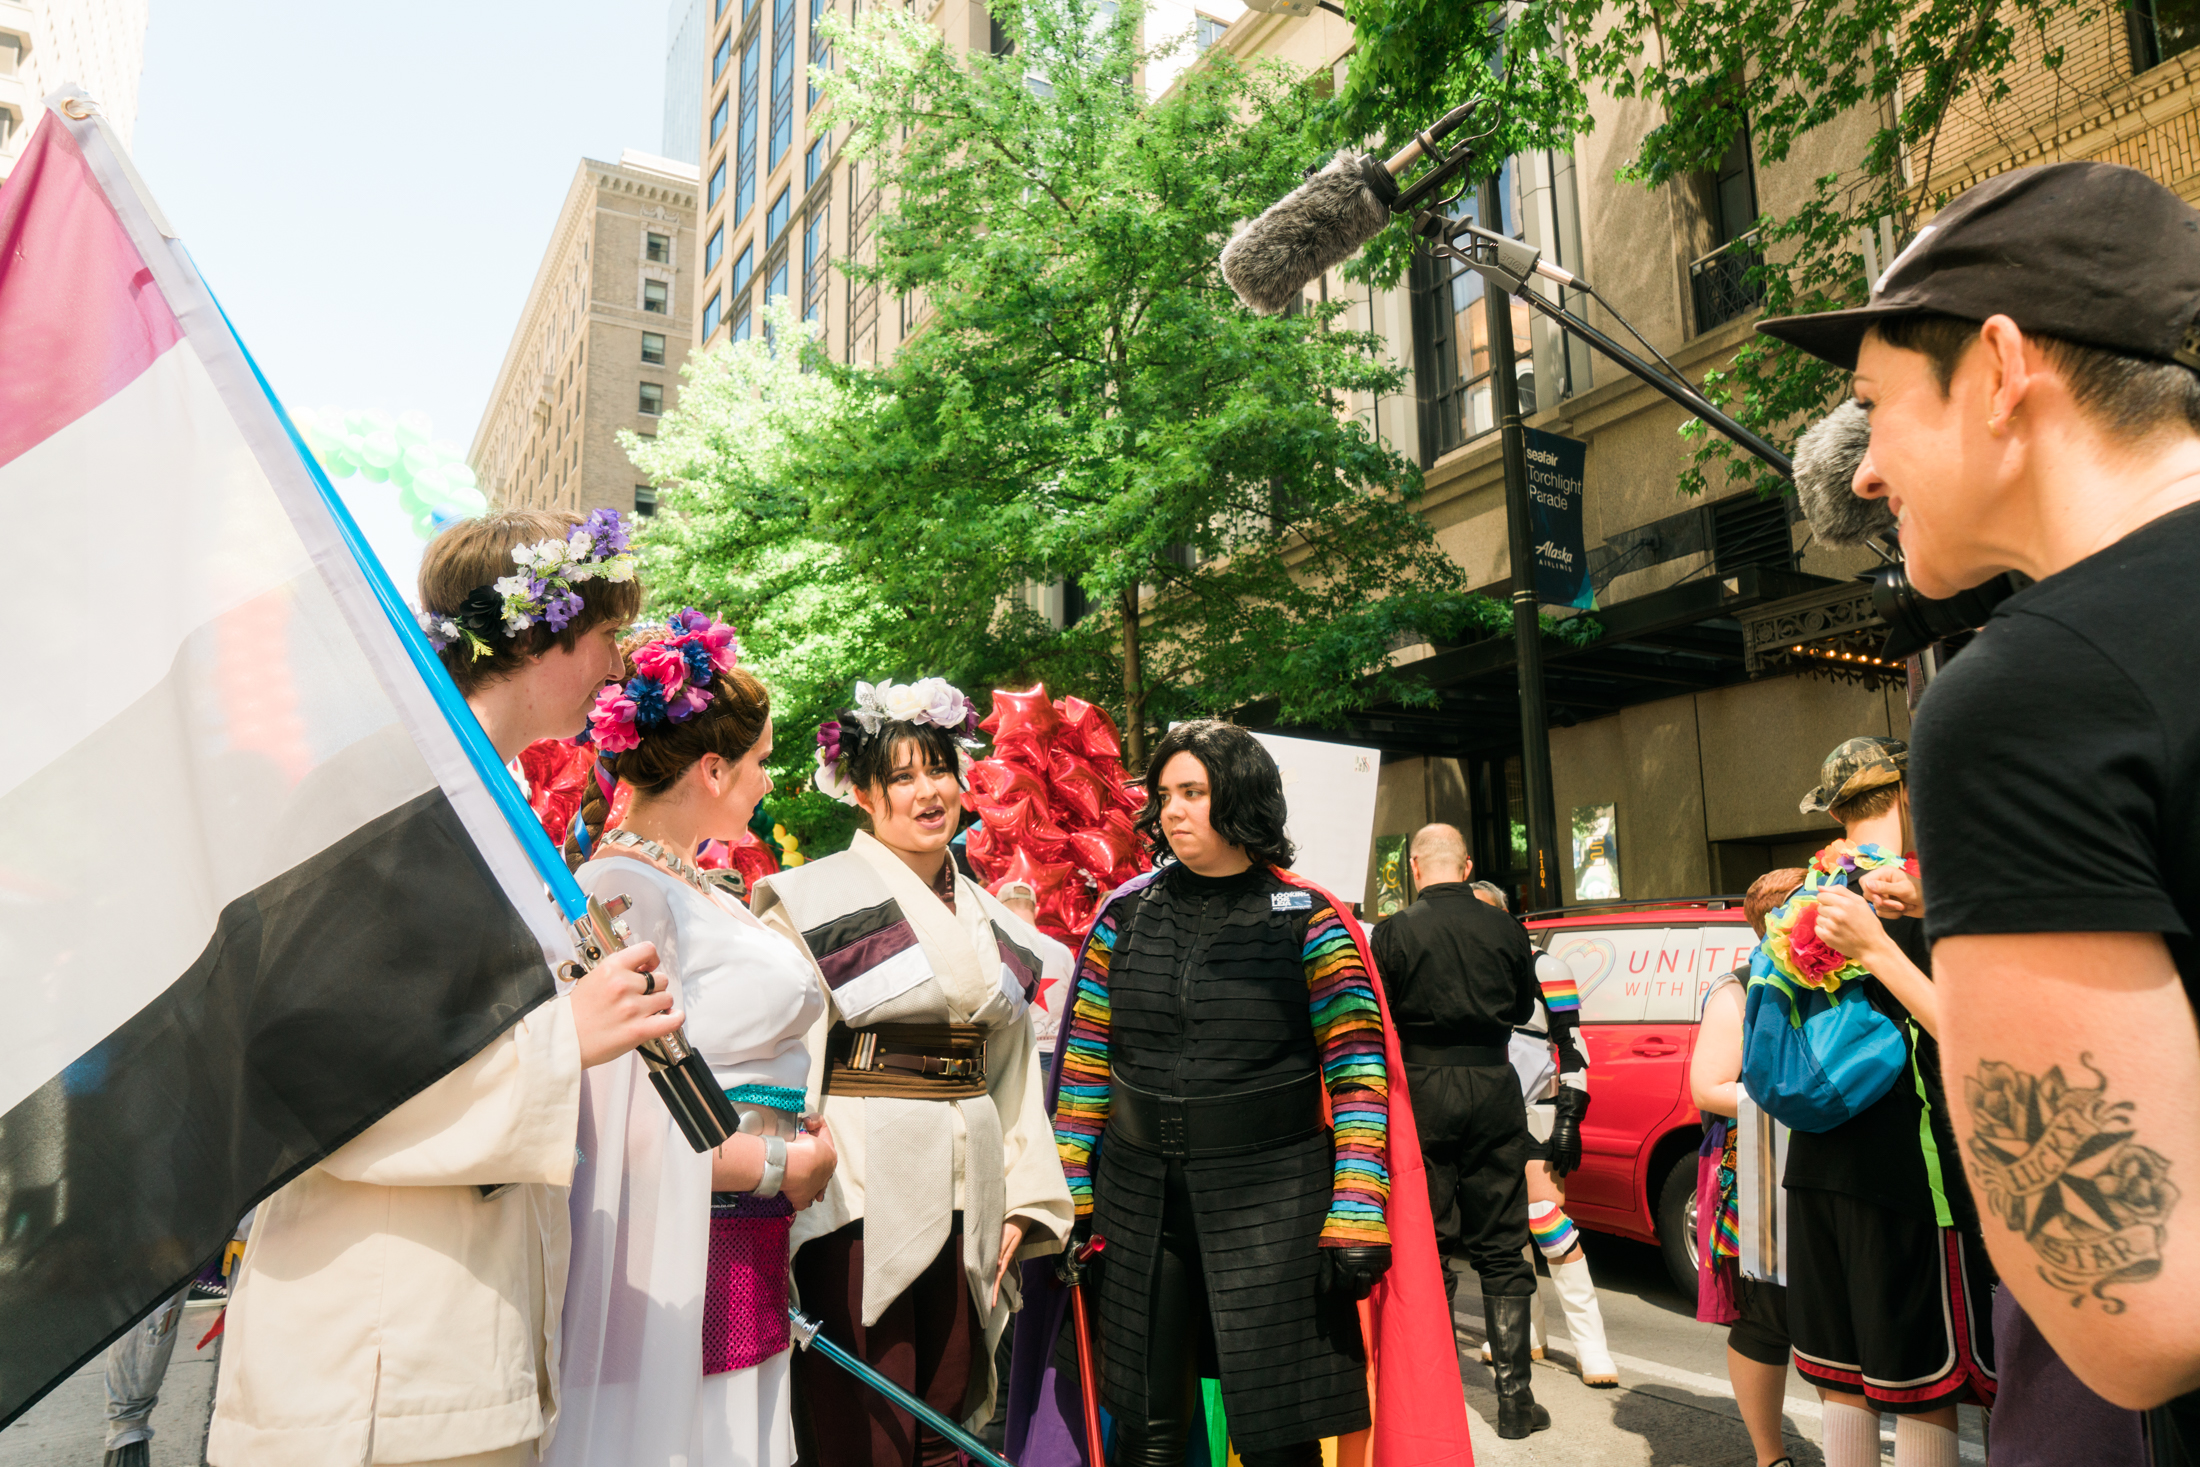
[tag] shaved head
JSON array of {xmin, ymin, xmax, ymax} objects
[{"xmin": 1409, "ymin": 823, "xmax": 1469, "ymax": 884}]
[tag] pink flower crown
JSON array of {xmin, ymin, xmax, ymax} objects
[{"xmin": 585, "ymin": 609, "xmax": 741, "ymax": 753}]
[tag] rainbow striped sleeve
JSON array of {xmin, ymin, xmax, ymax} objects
[
  {"xmin": 1053, "ymin": 905, "xmax": 1119, "ymax": 1217},
  {"xmin": 1538, "ymin": 963, "xmax": 1581, "ymax": 1014},
  {"xmin": 1305, "ymin": 902, "xmax": 1390, "ymax": 1246}
]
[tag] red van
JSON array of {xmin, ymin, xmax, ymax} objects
[{"xmin": 1525, "ymin": 899, "xmax": 1753, "ymax": 1300}]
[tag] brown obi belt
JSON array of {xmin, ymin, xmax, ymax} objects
[{"xmin": 823, "ymin": 1022, "xmax": 989, "ymax": 1100}]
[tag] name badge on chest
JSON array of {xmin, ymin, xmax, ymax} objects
[{"xmin": 1271, "ymin": 890, "xmax": 1312, "ymax": 912}]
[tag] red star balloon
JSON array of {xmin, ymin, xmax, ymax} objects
[
  {"xmin": 993, "ymin": 845, "xmax": 1082, "ymax": 938},
  {"xmin": 969, "ymin": 757, "xmax": 1051, "ymax": 808},
  {"xmin": 980, "ymin": 685, "xmax": 1062, "ymax": 747},
  {"xmin": 964, "ymin": 821, "xmax": 1002, "ymax": 876},
  {"xmin": 976, "ymin": 794, "xmax": 1070, "ymax": 858},
  {"xmin": 1047, "ymin": 749, "xmax": 1118, "ymax": 828},
  {"xmin": 1056, "ymin": 696, "xmax": 1123, "ymax": 763}
]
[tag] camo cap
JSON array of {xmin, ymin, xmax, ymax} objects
[{"xmin": 1800, "ymin": 736, "xmax": 1909, "ymax": 816}]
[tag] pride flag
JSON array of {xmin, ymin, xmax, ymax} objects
[{"xmin": 0, "ymin": 93, "xmax": 581, "ymax": 1425}]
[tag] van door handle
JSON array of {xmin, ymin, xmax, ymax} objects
[{"xmin": 1629, "ymin": 1038, "xmax": 1678, "ymax": 1056}]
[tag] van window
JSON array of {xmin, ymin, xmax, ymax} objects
[{"xmin": 1547, "ymin": 926, "xmax": 1727, "ymax": 1023}]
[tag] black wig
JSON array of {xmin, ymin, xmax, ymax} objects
[
  {"xmin": 1134, "ymin": 719, "xmax": 1295, "ymax": 869},
  {"xmin": 840, "ymin": 715, "xmax": 967, "ymax": 799}
]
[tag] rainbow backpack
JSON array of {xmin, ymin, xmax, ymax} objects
[{"xmin": 1740, "ymin": 843, "xmax": 1910, "ymax": 1133}]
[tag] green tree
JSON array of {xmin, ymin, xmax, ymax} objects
[
  {"xmin": 1322, "ymin": 0, "xmax": 2093, "ymax": 495},
  {"xmin": 796, "ymin": 0, "xmax": 1498, "ymax": 767}
]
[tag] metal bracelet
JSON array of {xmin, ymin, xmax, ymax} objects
[{"xmin": 754, "ymin": 1133, "xmax": 788, "ymax": 1199}]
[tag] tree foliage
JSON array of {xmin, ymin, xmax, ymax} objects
[
  {"xmin": 1321, "ymin": 0, "xmax": 2097, "ymax": 495},
  {"xmin": 792, "ymin": 0, "xmax": 1496, "ymax": 765}
]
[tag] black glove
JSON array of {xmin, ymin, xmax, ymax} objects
[
  {"xmin": 1057, "ymin": 1218, "xmax": 1103, "ymax": 1289},
  {"xmin": 1547, "ymin": 1085, "xmax": 1590, "ymax": 1178},
  {"xmin": 1319, "ymin": 1244, "xmax": 1392, "ymax": 1301}
]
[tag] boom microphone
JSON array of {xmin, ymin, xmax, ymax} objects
[
  {"xmin": 1791, "ymin": 399, "xmax": 1895, "ymax": 547},
  {"xmin": 1220, "ymin": 101, "xmax": 1482, "ymax": 315}
]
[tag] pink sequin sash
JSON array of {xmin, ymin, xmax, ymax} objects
[{"xmin": 703, "ymin": 1192, "xmax": 794, "ymax": 1374}]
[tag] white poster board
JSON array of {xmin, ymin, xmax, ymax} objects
[{"xmin": 1249, "ymin": 731, "xmax": 1383, "ymax": 905}]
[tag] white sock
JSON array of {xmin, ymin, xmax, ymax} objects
[
  {"xmin": 1893, "ymin": 1414, "xmax": 1958, "ymax": 1467},
  {"xmin": 1821, "ymin": 1401, "xmax": 1881, "ymax": 1467}
]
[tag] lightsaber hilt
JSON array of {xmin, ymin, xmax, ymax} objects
[
  {"xmin": 565, "ymin": 893, "xmax": 741, "ymax": 1153},
  {"xmin": 787, "ymin": 1307, "xmax": 1019, "ymax": 1467}
]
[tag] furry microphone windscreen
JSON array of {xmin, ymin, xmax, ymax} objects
[
  {"xmin": 1220, "ymin": 150, "xmax": 1396, "ymax": 316},
  {"xmin": 1792, "ymin": 398, "xmax": 1897, "ymax": 546}
]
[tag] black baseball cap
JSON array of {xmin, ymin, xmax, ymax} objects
[{"xmin": 1757, "ymin": 161, "xmax": 2200, "ymax": 371}]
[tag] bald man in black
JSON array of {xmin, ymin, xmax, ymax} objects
[{"xmin": 1369, "ymin": 824, "xmax": 1548, "ymax": 1438}]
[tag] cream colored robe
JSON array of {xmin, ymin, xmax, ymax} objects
[
  {"xmin": 752, "ymin": 832, "xmax": 1073, "ymax": 1424},
  {"xmin": 208, "ymin": 997, "xmax": 582, "ymax": 1466}
]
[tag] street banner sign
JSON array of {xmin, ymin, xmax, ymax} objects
[{"xmin": 1523, "ymin": 426, "xmax": 1595, "ymax": 610}]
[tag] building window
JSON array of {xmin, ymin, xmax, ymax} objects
[
  {"xmin": 640, "ymin": 382, "xmax": 665, "ymax": 415},
  {"xmin": 642, "ymin": 331, "xmax": 667, "ymax": 364},
  {"xmin": 706, "ymin": 225, "xmax": 724, "ymax": 272},
  {"xmin": 0, "ymin": 34, "xmax": 19, "ymax": 75},
  {"xmin": 769, "ymin": 0, "xmax": 797, "ymax": 171},
  {"xmin": 635, "ymin": 485, "xmax": 660, "ymax": 515},
  {"xmin": 766, "ymin": 185, "xmax": 791, "ymax": 244},
  {"xmin": 2129, "ymin": 0, "xmax": 2200, "ymax": 70},
  {"xmin": 711, "ymin": 94, "xmax": 730, "ymax": 146},
  {"xmin": 644, "ymin": 279, "xmax": 670, "ymax": 313},
  {"xmin": 766, "ymin": 251, "xmax": 790, "ymax": 306},
  {"xmin": 646, "ymin": 232, "xmax": 671, "ymax": 263},
  {"xmin": 810, "ymin": 0, "xmax": 833, "ymax": 109},
  {"xmin": 713, "ymin": 30, "xmax": 733, "ymax": 82},
  {"xmin": 804, "ymin": 204, "xmax": 830, "ymax": 323},
  {"xmin": 733, "ymin": 242, "xmax": 755, "ymax": 295},
  {"xmin": 1408, "ymin": 162, "xmax": 1533, "ymax": 464},
  {"xmin": 1194, "ymin": 12, "xmax": 1227, "ymax": 50},
  {"xmin": 709, "ymin": 159, "xmax": 727, "ymax": 209},
  {"xmin": 1689, "ymin": 123, "xmax": 1763, "ymax": 333},
  {"xmin": 805, "ymin": 132, "xmax": 833, "ymax": 191},
  {"xmin": 736, "ymin": 32, "xmax": 762, "ymax": 224},
  {"xmin": 703, "ymin": 292, "xmax": 723, "ymax": 338}
]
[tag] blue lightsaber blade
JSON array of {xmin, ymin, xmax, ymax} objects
[{"xmin": 789, "ymin": 1308, "xmax": 1018, "ymax": 1467}]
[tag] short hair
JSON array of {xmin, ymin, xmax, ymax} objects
[
  {"xmin": 1870, "ymin": 313, "xmax": 2200, "ymax": 446},
  {"xmin": 1744, "ymin": 867, "xmax": 1809, "ymax": 937},
  {"xmin": 419, "ymin": 511, "xmax": 644, "ymax": 695},
  {"xmin": 1829, "ymin": 781, "xmax": 1902, "ymax": 828},
  {"xmin": 1409, "ymin": 823, "xmax": 1469, "ymax": 870},
  {"xmin": 1134, "ymin": 719, "xmax": 1295, "ymax": 870},
  {"xmin": 1469, "ymin": 879, "xmax": 1510, "ymax": 911},
  {"xmin": 842, "ymin": 720, "xmax": 966, "ymax": 803}
]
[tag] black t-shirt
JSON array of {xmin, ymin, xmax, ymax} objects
[
  {"xmin": 1911, "ymin": 502, "xmax": 2200, "ymax": 1003},
  {"xmin": 1782, "ymin": 909, "xmax": 1976, "ymax": 1231}
]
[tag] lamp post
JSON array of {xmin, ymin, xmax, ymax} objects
[{"xmin": 1480, "ymin": 171, "xmax": 1562, "ymax": 912}]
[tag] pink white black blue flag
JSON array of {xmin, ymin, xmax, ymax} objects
[{"xmin": 0, "ymin": 93, "xmax": 581, "ymax": 1425}]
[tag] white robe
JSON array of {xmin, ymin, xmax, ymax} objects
[{"xmin": 549, "ymin": 856, "xmax": 824, "ymax": 1467}]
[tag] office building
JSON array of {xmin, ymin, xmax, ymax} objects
[
  {"xmin": 0, "ymin": 0, "xmax": 150, "ymax": 178},
  {"xmin": 663, "ymin": 0, "xmax": 706, "ymax": 164},
  {"xmin": 469, "ymin": 151, "xmax": 699, "ymax": 518}
]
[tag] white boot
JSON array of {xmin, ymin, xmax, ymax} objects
[
  {"xmin": 1548, "ymin": 1253, "xmax": 1617, "ymax": 1387},
  {"xmin": 1480, "ymin": 1247, "xmax": 1545, "ymax": 1362}
]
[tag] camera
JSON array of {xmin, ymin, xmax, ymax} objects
[{"xmin": 1870, "ymin": 564, "xmax": 2029, "ymax": 660}]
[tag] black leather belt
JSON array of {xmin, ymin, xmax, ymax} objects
[
  {"xmin": 1107, "ymin": 1071, "xmax": 1324, "ymax": 1159},
  {"xmin": 1402, "ymin": 1042, "xmax": 1511, "ymax": 1067}
]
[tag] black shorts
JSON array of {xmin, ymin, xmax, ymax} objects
[
  {"xmin": 1729, "ymin": 1277, "xmax": 1790, "ymax": 1367},
  {"xmin": 1785, "ymin": 1188, "xmax": 1997, "ymax": 1413}
]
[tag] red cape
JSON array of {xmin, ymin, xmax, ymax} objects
[{"xmin": 1272, "ymin": 867, "xmax": 1473, "ymax": 1467}]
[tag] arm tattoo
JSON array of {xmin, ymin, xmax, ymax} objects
[{"xmin": 1964, "ymin": 1054, "xmax": 2180, "ymax": 1312}]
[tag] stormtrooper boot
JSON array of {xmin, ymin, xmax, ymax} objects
[{"xmin": 1548, "ymin": 1253, "xmax": 1618, "ymax": 1387}]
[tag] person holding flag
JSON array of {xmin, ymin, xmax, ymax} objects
[
  {"xmin": 207, "ymin": 511, "xmax": 685, "ymax": 1467},
  {"xmin": 1024, "ymin": 719, "xmax": 1467, "ymax": 1467}
]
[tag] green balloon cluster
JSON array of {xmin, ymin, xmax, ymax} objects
[{"xmin": 296, "ymin": 408, "xmax": 491, "ymax": 540}]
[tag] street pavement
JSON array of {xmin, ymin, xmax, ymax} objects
[
  {"xmin": 0, "ymin": 1240, "xmax": 1989, "ymax": 1466},
  {"xmin": 0, "ymin": 1301, "xmax": 222, "ymax": 1467},
  {"xmin": 1452, "ymin": 1233, "xmax": 1989, "ymax": 1465}
]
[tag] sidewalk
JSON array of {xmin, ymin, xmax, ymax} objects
[{"xmin": 0, "ymin": 1300, "xmax": 223, "ymax": 1467}]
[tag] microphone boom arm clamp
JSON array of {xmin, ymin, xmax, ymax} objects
[{"xmin": 1418, "ymin": 214, "xmax": 1795, "ymax": 480}]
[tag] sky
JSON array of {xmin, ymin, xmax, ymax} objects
[{"xmin": 131, "ymin": 0, "xmax": 683, "ymax": 457}]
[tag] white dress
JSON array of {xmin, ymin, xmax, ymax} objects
[{"xmin": 549, "ymin": 855, "xmax": 825, "ymax": 1467}]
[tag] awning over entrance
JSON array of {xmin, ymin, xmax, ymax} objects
[{"xmin": 1256, "ymin": 564, "xmax": 1837, "ymax": 758}]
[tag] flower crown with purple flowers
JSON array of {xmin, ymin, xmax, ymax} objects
[
  {"xmin": 585, "ymin": 609, "xmax": 742, "ymax": 753},
  {"xmin": 814, "ymin": 677, "xmax": 983, "ymax": 805},
  {"xmin": 419, "ymin": 508, "xmax": 638, "ymax": 659}
]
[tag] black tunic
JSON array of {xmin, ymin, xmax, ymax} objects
[
  {"xmin": 1091, "ymin": 863, "xmax": 1369, "ymax": 1452},
  {"xmin": 1368, "ymin": 881, "xmax": 1538, "ymax": 1046}
]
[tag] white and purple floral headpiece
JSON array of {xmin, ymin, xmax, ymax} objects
[
  {"xmin": 814, "ymin": 677, "xmax": 983, "ymax": 805},
  {"xmin": 418, "ymin": 508, "xmax": 639, "ymax": 659}
]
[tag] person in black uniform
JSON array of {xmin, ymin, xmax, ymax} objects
[
  {"xmin": 1053, "ymin": 720, "xmax": 1393, "ymax": 1466},
  {"xmin": 1369, "ymin": 823, "xmax": 1550, "ymax": 1439}
]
